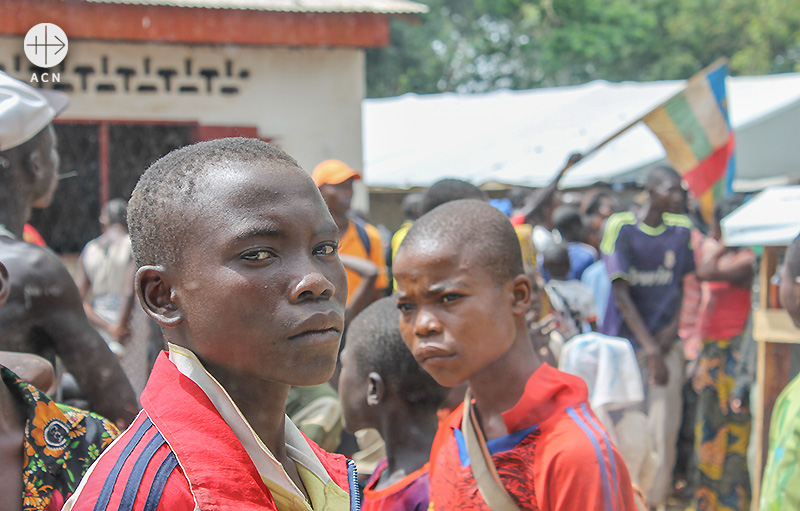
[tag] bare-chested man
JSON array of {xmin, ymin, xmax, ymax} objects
[{"xmin": 0, "ymin": 71, "xmax": 137, "ymax": 426}]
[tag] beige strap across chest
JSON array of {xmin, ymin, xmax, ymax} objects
[{"xmin": 461, "ymin": 389, "xmax": 523, "ymax": 511}]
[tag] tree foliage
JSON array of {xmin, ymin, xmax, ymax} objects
[{"xmin": 366, "ymin": 0, "xmax": 800, "ymax": 97}]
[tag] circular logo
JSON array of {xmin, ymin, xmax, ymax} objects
[
  {"xmin": 43, "ymin": 420, "xmax": 70, "ymax": 450},
  {"xmin": 664, "ymin": 250, "xmax": 676, "ymax": 270},
  {"xmin": 24, "ymin": 23, "xmax": 69, "ymax": 68}
]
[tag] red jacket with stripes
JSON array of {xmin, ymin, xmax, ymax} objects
[
  {"xmin": 64, "ymin": 352, "xmax": 358, "ymax": 511},
  {"xmin": 428, "ymin": 363, "xmax": 636, "ymax": 511}
]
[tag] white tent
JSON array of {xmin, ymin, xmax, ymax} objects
[
  {"xmin": 722, "ymin": 186, "xmax": 800, "ymax": 247},
  {"xmin": 363, "ymin": 73, "xmax": 800, "ymax": 190}
]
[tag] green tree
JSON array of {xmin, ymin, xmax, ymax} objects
[{"xmin": 367, "ymin": 0, "xmax": 800, "ymax": 98}]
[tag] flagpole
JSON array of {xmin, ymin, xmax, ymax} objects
[{"xmin": 555, "ymin": 57, "xmax": 730, "ymax": 177}]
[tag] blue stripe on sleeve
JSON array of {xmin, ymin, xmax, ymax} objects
[
  {"xmin": 142, "ymin": 452, "xmax": 179, "ymax": 511},
  {"xmin": 566, "ymin": 407, "xmax": 613, "ymax": 511},
  {"xmin": 92, "ymin": 417, "xmax": 153, "ymax": 511},
  {"xmin": 580, "ymin": 403, "xmax": 619, "ymax": 507},
  {"xmin": 117, "ymin": 432, "xmax": 167, "ymax": 511}
]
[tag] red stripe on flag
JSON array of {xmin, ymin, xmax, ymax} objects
[{"xmin": 682, "ymin": 133, "xmax": 734, "ymax": 196}]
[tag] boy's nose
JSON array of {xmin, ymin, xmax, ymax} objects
[
  {"xmin": 414, "ymin": 308, "xmax": 442, "ymax": 337},
  {"xmin": 290, "ymin": 271, "xmax": 335, "ymax": 303}
]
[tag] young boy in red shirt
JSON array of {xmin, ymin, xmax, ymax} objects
[
  {"xmin": 65, "ymin": 138, "xmax": 359, "ymax": 511},
  {"xmin": 393, "ymin": 199, "xmax": 636, "ymax": 511},
  {"xmin": 338, "ymin": 297, "xmax": 447, "ymax": 511}
]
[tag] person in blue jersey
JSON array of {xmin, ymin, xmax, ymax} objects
[{"xmin": 600, "ymin": 166, "xmax": 695, "ymax": 509}]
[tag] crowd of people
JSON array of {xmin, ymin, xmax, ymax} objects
[{"xmin": 0, "ymin": 69, "xmax": 798, "ymax": 511}]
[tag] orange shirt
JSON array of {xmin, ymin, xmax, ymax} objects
[{"xmin": 339, "ymin": 219, "xmax": 389, "ymax": 305}]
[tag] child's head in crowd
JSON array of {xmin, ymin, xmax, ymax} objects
[
  {"xmin": 543, "ymin": 243, "xmax": 570, "ymax": 281},
  {"xmin": 393, "ymin": 199, "xmax": 533, "ymax": 388},
  {"xmin": 421, "ymin": 178, "xmax": 486, "ymax": 215},
  {"xmin": 781, "ymin": 234, "xmax": 800, "ymax": 327},
  {"xmin": 338, "ymin": 296, "xmax": 446, "ymax": 433}
]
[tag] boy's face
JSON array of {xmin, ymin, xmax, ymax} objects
[
  {"xmin": 171, "ymin": 163, "xmax": 347, "ymax": 386},
  {"xmin": 780, "ymin": 260, "xmax": 800, "ymax": 327},
  {"xmin": 394, "ymin": 244, "xmax": 521, "ymax": 388},
  {"xmin": 337, "ymin": 344, "xmax": 371, "ymax": 433},
  {"xmin": 318, "ymin": 177, "xmax": 354, "ymax": 217},
  {"xmin": 649, "ymin": 176, "xmax": 684, "ymax": 215},
  {"xmin": 30, "ymin": 125, "xmax": 60, "ymax": 208}
]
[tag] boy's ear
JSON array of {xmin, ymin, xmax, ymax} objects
[
  {"xmin": 367, "ymin": 372, "xmax": 385, "ymax": 407},
  {"xmin": 136, "ymin": 266, "xmax": 184, "ymax": 327},
  {"xmin": 510, "ymin": 274, "xmax": 532, "ymax": 317}
]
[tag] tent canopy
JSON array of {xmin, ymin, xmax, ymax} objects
[
  {"xmin": 722, "ymin": 186, "xmax": 800, "ymax": 247},
  {"xmin": 363, "ymin": 73, "xmax": 800, "ymax": 190}
]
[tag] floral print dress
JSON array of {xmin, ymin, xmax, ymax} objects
[{"xmin": 1, "ymin": 365, "xmax": 119, "ymax": 511}]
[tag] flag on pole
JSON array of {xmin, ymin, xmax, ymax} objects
[{"xmin": 642, "ymin": 60, "xmax": 734, "ymax": 214}]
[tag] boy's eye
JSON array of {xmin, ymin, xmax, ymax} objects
[
  {"xmin": 242, "ymin": 249, "xmax": 275, "ymax": 262},
  {"xmin": 314, "ymin": 243, "xmax": 338, "ymax": 256},
  {"xmin": 396, "ymin": 302, "xmax": 415, "ymax": 313},
  {"xmin": 441, "ymin": 293, "xmax": 462, "ymax": 304}
]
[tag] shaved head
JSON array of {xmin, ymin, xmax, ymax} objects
[
  {"xmin": 398, "ymin": 199, "xmax": 524, "ymax": 283},
  {"xmin": 421, "ymin": 179, "xmax": 486, "ymax": 214},
  {"xmin": 128, "ymin": 138, "xmax": 303, "ymax": 269},
  {"xmin": 646, "ymin": 165, "xmax": 681, "ymax": 190},
  {"xmin": 787, "ymin": 234, "xmax": 800, "ymax": 281}
]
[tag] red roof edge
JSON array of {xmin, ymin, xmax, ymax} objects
[{"xmin": 0, "ymin": 0, "xmax": 393, "ymax": 48}]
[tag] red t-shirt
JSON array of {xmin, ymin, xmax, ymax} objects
[
  {"xmin": 698, "ymin": 247, "xmax": 755, "ymax": 340},
  {"xmin": 363, "ymin": 459, "xmax": 430, "ymax": 511},
  {"xmin": 428, "ymin": 364, "xmax": 636, "ymax": 511}
]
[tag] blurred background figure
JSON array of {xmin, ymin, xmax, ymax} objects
[
  {"xmin": 0, "ymin": 72, "xmax": 137, "ymax": 427},
  {"xmin": 313, "ymin": 159, "xmax": 389, "ymax": 308},
  {"xmin": 691, "ymin": 194, "xmax": 755, "ymax": 511},
  {"xmin": 74, "ymin": 199, "xmax": 133, "ymax": 355}
]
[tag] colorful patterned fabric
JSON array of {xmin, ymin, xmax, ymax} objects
[
  {"xmin": 362, "ymin": 459, "xmax": 430, "ymax": 511},
  {"xmin": 692, "ymin": 338, "xmax": 751, "ymax": 511},
  {"xmin": 642, "ymin": 61, "xmax": 735, "ymax": 218},
  {"xmin": 428, "ymin": 364, "xmax": 637, "ymax": 511},
  {"xmin": 0, "ymin": 365, "xmax": 118, "ymax": 511}
]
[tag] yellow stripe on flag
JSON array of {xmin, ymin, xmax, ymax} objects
[
  {"xmin": 685, "ymin": 78, "xmax": 729, "ymax": 150},
  {"xmin": 643, "ymin": 107, "xmax": 699, "ymax": 173},
  {"xmin": 699, "ymin": 188, "xmax": 715, "ymax": 225}
]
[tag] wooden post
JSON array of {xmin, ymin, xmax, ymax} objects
[{"xmin": 751, "ymin": 246, "xmax": 799, "ymax": 510}]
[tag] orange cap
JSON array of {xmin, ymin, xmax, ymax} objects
[{"xmin": 312, "ymin": 159, "xmax": 361, "ymax": 187}]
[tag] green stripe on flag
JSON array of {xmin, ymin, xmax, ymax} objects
[{"xmin": 664, "ymin": 95, "xmax": 713, "ymax": 161}]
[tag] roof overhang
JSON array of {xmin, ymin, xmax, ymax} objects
[{"xmin": 0, "ymin": 0, "xmax": 427, "ymax": 47}]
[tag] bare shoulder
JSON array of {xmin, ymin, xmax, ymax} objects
[{"xmin": 0, "ymin": 239, "xmax": 82, "ymax": 321}]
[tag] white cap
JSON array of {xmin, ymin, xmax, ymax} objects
[{"xmin": 0, "ymin": 71, "xmax": 69, "ymax": 151}]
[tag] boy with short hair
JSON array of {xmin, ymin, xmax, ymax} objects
[
  {"xmin": 393, "ymin": 199, "xmax": 636, "ymax": 511},
  {"xmin": 600, "ymin": 166, "xmax": 695, "ymax": 508},
  {"xmin": 338, "ymin": 296, "xmax": 447, "ymax": 511},
  {"xmin": 542, "ymin": 243, "xmax": 598, "ymax": 340},
  {"xmin": 760, "ymin": 234, "xmax": 800, "ymax": 511},
  {"xmin": 65, "ymin": 138, "xmax": 359, "ymax": 510}
]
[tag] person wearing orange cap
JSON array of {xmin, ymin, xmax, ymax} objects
[{"xmin": 313, "ymin": 160, "xmax": 389, "ymax": 311}]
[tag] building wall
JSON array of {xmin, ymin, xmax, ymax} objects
[{"xmin": 0, "ymin": 37, "xmax": 366, "ymax": 178}]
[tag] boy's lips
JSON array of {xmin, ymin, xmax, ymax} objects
[
  {"xmin": 289, "ymin": 311, "xmax": 343, "ymax": 345},
  {"xmin": 414, "ymin": 345, "xmax": 457, "ymax": 366}
]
